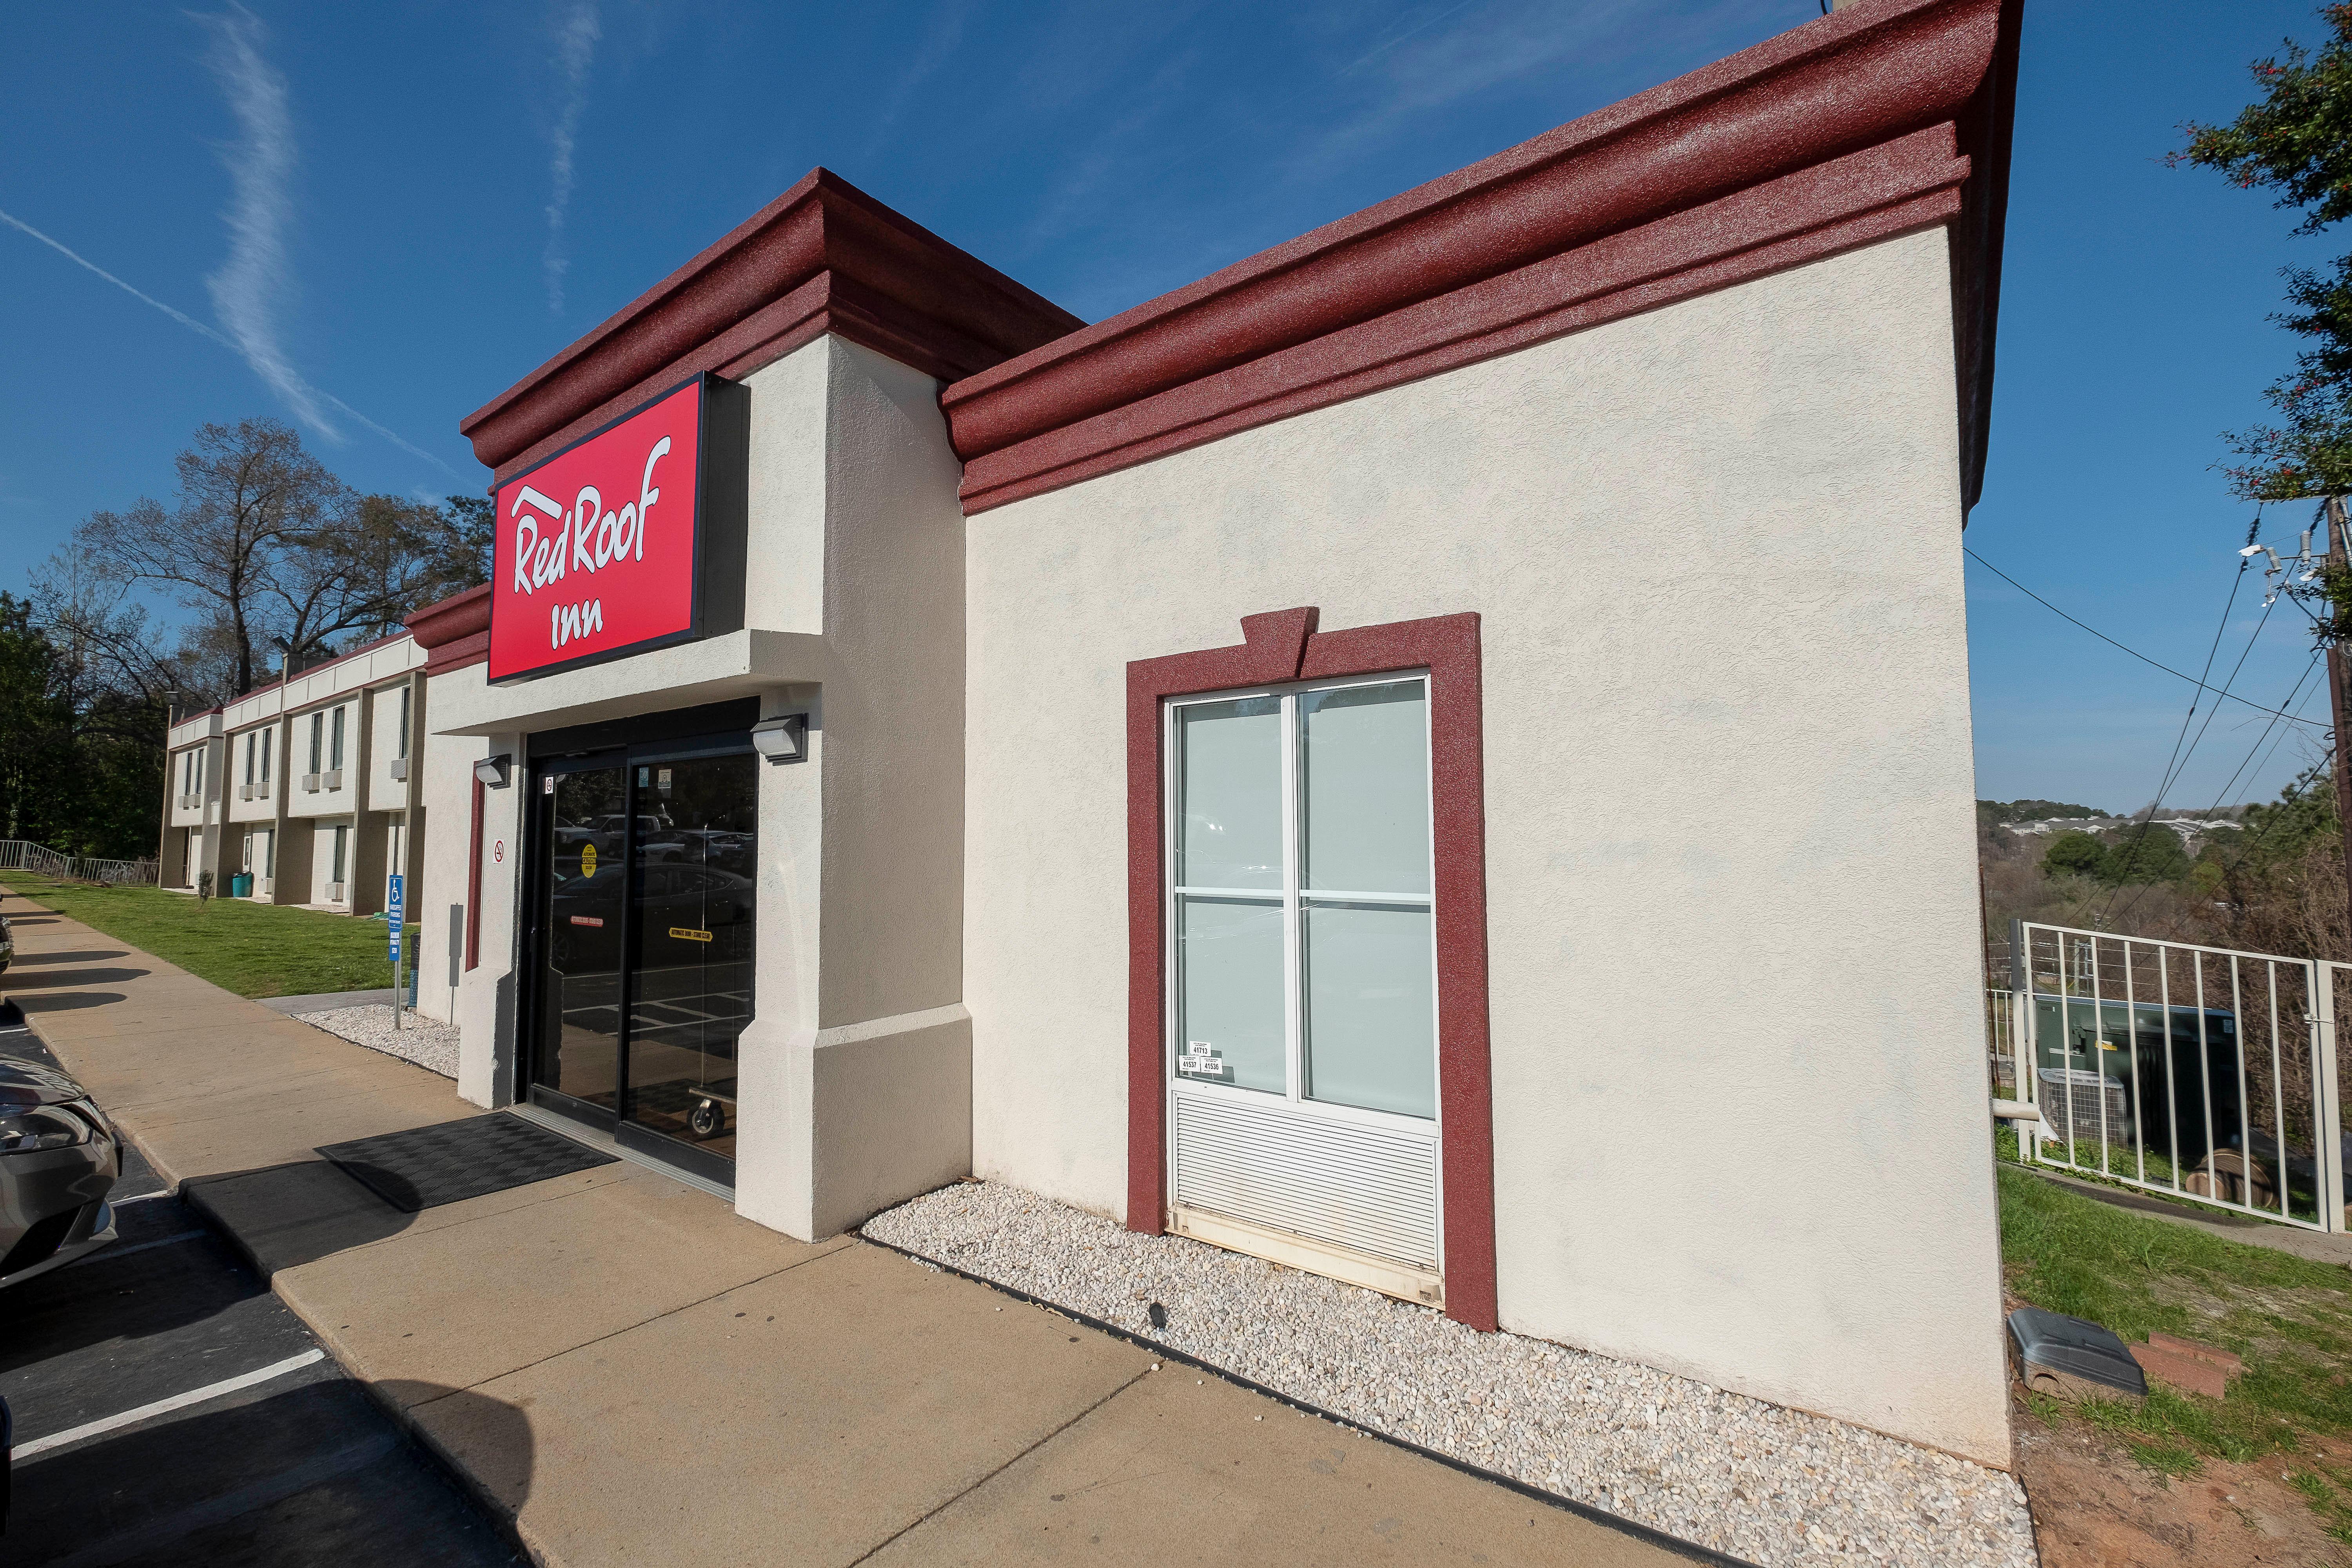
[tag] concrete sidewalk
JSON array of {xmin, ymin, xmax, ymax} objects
[{"xmin": 0, "ymin": 886, "xmax": 1705, "ymax": 1568}]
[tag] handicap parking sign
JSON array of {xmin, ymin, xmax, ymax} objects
[{"xmin": 388, "ymin": 874, "xmax": 405, "ymax": 964}]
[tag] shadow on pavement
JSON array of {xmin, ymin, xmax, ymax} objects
[
  {"xmin": 0, "ymin": 1210, "xmax": 256, "ymax": 1367},
  {"xmin": 0, "ymin": 967, "xmax": 152, "ymax": 991},
  {"xmin": 3, "ymin": 951, "xmax": 129, "ymax": 967},
  {"xmin": 182, "ymin": 1160, "xmax": 425, "ymax": 1278},
  {"xmin": 6, "ymin": 993, "xmax": 129, "ymax": 1014},
  {"xmin": 9, "ymin": 1378, "xmax": 531, "ymax": 1567}
]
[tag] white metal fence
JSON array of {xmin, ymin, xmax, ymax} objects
[
  {"xmin": 1995, "ymin": 921, "xmax": 2349, "ymax": 1233},
  {"xmin": 0, "ymin": 840, "xmax": 160, "ymax": 888}
]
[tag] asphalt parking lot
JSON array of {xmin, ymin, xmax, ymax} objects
[{"xmin": 0, "ymin": 1018, "xmax": 518, "ymax": 1567}]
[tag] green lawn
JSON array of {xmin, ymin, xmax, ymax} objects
[
  {"xmin": 2, "ymin": 873, "xmax": 411, "ymax": 1000},
  {"xmin": 2000, "ymin": 1163, "xmax": 2352, "ymax": 1537}
]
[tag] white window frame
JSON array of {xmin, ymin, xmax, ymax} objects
[
  {"xmin": 330, "ymin": 706, "xmax": 346, "ymax": 770},
  {"xmin": 1162, "ymin": 670, "xmax": 1440, "ymax": 1138}
]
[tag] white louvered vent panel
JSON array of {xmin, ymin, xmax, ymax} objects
[{"xmin": 1171, "ymin": 1092, "xmax": 1438, "ymax": 1269}]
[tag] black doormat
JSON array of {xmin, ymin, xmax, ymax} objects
[{"xmin": 318, "ymin": 1114, "xmax": 617, "ymax": 1213}]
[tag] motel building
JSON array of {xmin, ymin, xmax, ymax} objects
[{"xmin": 162, "ymin": 0, "xmax": 2020, "ymax": 1466}]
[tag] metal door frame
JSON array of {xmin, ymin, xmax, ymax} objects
[{"xmin": 514, "ymin": 723, "xmax": 756, "ymax": 1188}]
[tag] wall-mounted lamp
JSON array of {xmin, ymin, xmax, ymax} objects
[
  {"xmin": 750, "ymin": 714, "xmax": 808, "ymax": 764},
  {"xmin": 473, "ymin": 753, "xmax": 512, "ymax": 788}
]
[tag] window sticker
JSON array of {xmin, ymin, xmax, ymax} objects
[
  {"xmin": 1178, "ymin": 1042, "xmax": 1226, "ymax": 1076},
  {"xmin": 670, "ymin": 927, "xmax": 713, "ymax": 942}
]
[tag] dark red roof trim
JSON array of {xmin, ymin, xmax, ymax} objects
[
  {"xmin": 946, "ymin": 0, "xmax": 2019, "ymax": 514},
  {"xmin": 405, "ymin": 582, "xmax": 491, "ymax": 676},
  {"xmin": 460, "ymin": 170, "xmax": 1082, "ymax": 486}
]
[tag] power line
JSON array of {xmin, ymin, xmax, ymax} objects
[
  {"xmin": 2110, "ymin": 649, "xmax": 2325, "ymax": 926},
  {"xmin": 2201, "ymin": 652, "xmax": 2325, "ymax": 821},
  {"xmin": 1965, "ymin": 547, "xmax": 2330, "ymax": 728},
  {"xmin": 2074, "ymin": 559, "xmax": 2249, "ymax": 927}
]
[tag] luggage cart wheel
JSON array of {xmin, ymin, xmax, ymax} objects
[{"xmin": 690, "ymin": 1098, "xmax": 725, "ymax": 1139}]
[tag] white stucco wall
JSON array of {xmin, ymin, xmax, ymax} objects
[
  {"xmin": 364, "ymin": 679, "xmax": 412, "ymax": 813},
  {"xmin": 960, "ymin": 227, "xmax": 2007, "ymax": 1463},
  {"xmin": 734, "ymin": 335, "xmax": 974, "ymax": 1238},
  {"xmin": 412, "ymin": 692, "xmax": 476, "ymax": 1029},
  {"xmin": 307, "ymin": 815, "xmax": 355, "ymax": 907},
  {"xmin": 287, "ymin": 699, "xmax": 357, "ymax": 820},
  {"xmin": 431, "ymin": 656, "xmax": 521, "ymax": 1108}
]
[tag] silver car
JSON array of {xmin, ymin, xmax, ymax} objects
[{"xmin": 0, "ymin": 1058, "xmax": 118, "ymax": 1289}]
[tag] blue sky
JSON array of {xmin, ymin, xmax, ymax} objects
[{"xmin": 0, "ymin": 0, "xmax": 2337, "ymax": 813}]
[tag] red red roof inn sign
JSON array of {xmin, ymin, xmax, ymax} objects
[{"xmin": 488, "ymin": 374, "xmax": 749, "ymax": 683}]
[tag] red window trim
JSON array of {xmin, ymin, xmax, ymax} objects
[
  {"xmin": 1126, "ymin": 607, "xmax": 1497, "ymax": 1331},
  {"xmin": 464, "ymin": 774, "xmax": 485, "ymax": 973}
]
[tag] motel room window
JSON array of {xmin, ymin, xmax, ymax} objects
[
  {"xmin": 397, "ymin": 686, "xmax": 411, "ymax": 759},
  {"xmin": 330, "ymin": 707, "xmax": 346, "ymax": 770},
  {"xmin": 1169, "ymin": 675, "xmax": 1437, "ymax": 1120},
  {"xmin": 309, "ymin": 713, "xmax": 323, "ymax": 774},
  {"xmin": 332, "ymin": 824, "xmax": 348, "ymax": 885},
  {"xmin": 260, "ymin": 728, "xmax": 272, "ymax": 782},
  {"xmin": 243, "ymin": 733, "xmax": 256, "ymax": 785}
]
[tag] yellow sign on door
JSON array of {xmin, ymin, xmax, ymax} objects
[
  {"xmin": 670, "ymin": 927, "xmax": 713, "ymax": 942},
  {"xmin": 580, "ymin": 842, "xmax": 598, "ymax": 878}
]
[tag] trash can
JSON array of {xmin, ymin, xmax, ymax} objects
[{"xmin": 229, "ymin": 873, "xmax": 253, "ymax": 898}]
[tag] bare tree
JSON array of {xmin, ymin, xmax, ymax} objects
[
  {"xmin": 74, "ymin": 419, "xmax": 352, "ymax": 695},
  {"xmin": 30, "ymin": 549, "xmax": 194, "ymax": 713},
  {"xmin": 69, "ymin": 421, "xmax": 492, "ymax": 695}
]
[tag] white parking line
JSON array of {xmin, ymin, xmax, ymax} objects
[
  {"xmin": 109, "ymin": 1192, "xmax": 174, "ymax": 1206},
  {"xmin": 14, "ymin": 1349, "xmax": 326, "ymax": 1458}
]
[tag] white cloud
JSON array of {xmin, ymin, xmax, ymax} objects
[
  {"xmin": 544, "ymin": 0, "xmax": 602, "ymax": 314},
  {"xmin": 0, "ymin": 204, "xmax": 462, "ymax": 480},
  {"xmin": 194, "ymin": 3, "xmax": 337, "ymax": 442}
]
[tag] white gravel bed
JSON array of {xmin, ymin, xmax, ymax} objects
[
  {"xmin": 295, "ymin": 1004, "xmax": 459, "ymax": 1079},
  {"xmin": 864, "ymin": 1181, "xmax": 2034, "ymax": 1568}
]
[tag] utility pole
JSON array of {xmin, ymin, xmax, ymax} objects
[{"xmin": 2328, "ymin": 494, "xmax": 2352, "ymax": 936}]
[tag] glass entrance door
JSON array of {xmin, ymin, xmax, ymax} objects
[
  {"xmin": 622, "ymin": 753, "xmax": 757, "ymax": 1160},
  {"xmin": 534, "ymin": 765, "xmax": 628, "ymax": 1115},
  {"xmin": 527, "ymin": 747, "xmax": 757, "ymax": 1181}
]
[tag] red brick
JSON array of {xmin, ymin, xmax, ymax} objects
[
  {"xmin": 2132, "ymin": 1342, "xmax": 2230, "ymax": 1399},
  {"xmin": 2147, "ymin": 1331, "xmax": 2243, "ymax": 1376}
]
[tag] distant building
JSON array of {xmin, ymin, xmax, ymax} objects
[{"xmin": 162, "ymin": 634, "xmax": 427, "ymax": 917}]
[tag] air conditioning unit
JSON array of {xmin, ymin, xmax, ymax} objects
[
  {"xmin": 238, "ymin": 783, "xmax": 255, "ymax": 800},
  {"xmin": 176, "ymin": 793, "xmax": 197, "ymax": 810},
  {"xmin": 257, "ymin": 779, "xmax": 271, "ymax": 799},
  {"xmin": 325, "ymin": 769, "xmax": 345, "ymax": 791},
  {"xmin": 388, "ymin": 757, "xmax": 409, "ymax": 782},
  {"xmin": 326, "ymin": 881, "xmax": 345, "ymax": 902},
  {"xmin": 260, "ymin": 877, "xmax": 274, "ymax": 895},
  {"xmin": 303, "ymin": 773, "xmax": 321, "ymax": 793}
]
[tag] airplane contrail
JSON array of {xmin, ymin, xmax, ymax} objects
[{"xmin": 0, "ymin": 203, "xmax": 463, "ymax": 481}]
